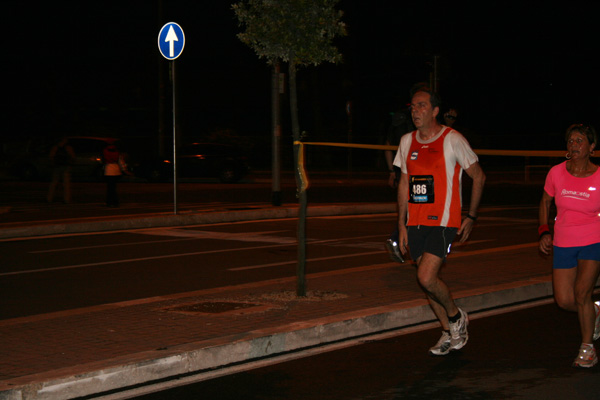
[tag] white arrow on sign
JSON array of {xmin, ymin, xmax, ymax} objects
[{"xmin": 165, "ymin": 25, "xmax": 179, "ymax": 58}]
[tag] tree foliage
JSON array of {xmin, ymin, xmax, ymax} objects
[
  {"xmin": 232, "ymin": 0, "xmax": 346, "ymax": 67},
  {"xmin": 232, "ymin": 0, "xmax": 346, "ymax": 297}
]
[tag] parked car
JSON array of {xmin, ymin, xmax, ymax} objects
[
  {"xmin": 8, "ymin": 136, "xmax": 120, "ymax": 181},
  {"xmin": 132, "ymin": 142, "xmax": 249, "ymax": 183}
]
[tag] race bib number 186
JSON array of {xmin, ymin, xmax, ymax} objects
[{"xmin": 409, "ymin": 175, "xmax": 434, "ymax": 203}]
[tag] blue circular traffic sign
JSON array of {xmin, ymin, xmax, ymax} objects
[{"xmin": 158, "ymin": 22, "xmax": 185, "ymax": 60}]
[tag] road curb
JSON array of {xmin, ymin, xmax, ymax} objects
[{"xmin": 0, "ymin": 203, "xmax": 396, "ymax": 239}]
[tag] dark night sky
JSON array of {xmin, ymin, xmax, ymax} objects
[{"xmin": 4, "ymin": 1, "xmax": 600, "ymax": 151}]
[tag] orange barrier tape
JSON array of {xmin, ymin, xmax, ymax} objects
[
  {"xmin": 299, "ymin": 141, "xmax": 394, "ymax": 151},
  {"xmin": 474, "ymin": 149, "xmax": 566, "ymax": 157},
  {"xmin": 293, "ymin": 141, "xmax": 577, "ymax": 193},
  {"xmin": 298, "ymin": 141, "xmax": 571, "ymax": 157}
]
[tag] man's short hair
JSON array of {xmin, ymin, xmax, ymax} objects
[{"xmin": 410, "ymin": 83, "xmax": 442, "ymax": 110}]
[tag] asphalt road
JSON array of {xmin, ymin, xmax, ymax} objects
[
  {"xmin": 1, "ymin": 205, "xmax": 542, "ymax": 320},
  {"xmin": 1, "ymin": 213, "xmax": 394, "ymax": 319}
]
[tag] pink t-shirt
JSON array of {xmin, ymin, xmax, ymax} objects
[{"xmin": 544, "ymin": 161, "xmax": 600, "ymax": 247}]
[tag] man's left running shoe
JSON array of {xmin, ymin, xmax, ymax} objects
[
  {"xmin": 429, "ymin": 331, "xmax": 452, "ymax": 356},
  {"xmin": 449, "ymin": 308, "xmax": 469, "ymax": 351}
]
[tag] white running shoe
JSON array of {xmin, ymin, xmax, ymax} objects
[
  {"xmin": 573, "ymin": 343, "xmax": 598, "ymax": 368},
  {"xmin": 449, "ymin": 308, "xmax": 469, "ymax": 351},
  {"xmin": 429, "ymin": 331, "xmax": 452, "ymax": 356}
]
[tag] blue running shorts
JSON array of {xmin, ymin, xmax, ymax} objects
[{"xmin": 553, "ymin": 242, "xmax": 600, "ymax": 269}]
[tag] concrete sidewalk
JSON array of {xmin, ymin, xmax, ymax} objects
[
  {"xmin": 0, "ymin": 257, "xmax": 554, "ymax": 400},
  {"xmin": 0, "ymin": 177, "xmax": 560, "ymax": 400}
]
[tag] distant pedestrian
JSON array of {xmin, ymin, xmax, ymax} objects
[
  {"xmin": 47, "ymin": 136, "xmax": 75, "ymax": 203},
  {"xmin": 539, "ymin": 123, "xmax": 600, "ymax": 368},
  {"xmin": 394, "ymin": 85, "xmax": 485, "ymax": 356},
  {"xmin": 443, "ymin": 108, "xmax": 458, "ymax": 128},
  {"xmin": 102, "ymin": 143, "xmax": 131, "ymax": 207}
]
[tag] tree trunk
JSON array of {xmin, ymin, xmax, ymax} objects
[
  {"xmin": 289, "ymin": 60, "xmax": 307, "ymax": 297},
  {"xmin": 271, "ymin": 62, "xmax": 282, "ymax": 206}
]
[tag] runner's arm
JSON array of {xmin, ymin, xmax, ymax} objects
[
  {"xmin": 397, "ymin": 172, "xmax": 409, "ymax": 254},
  {"xmin": 538, "ymin": 191, "xmax": 553, "ymax": 255},
  {"xmin": 457, "ymin": 162, "xmax": 485, "ymax": 242}
]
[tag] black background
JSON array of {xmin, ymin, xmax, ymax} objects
[{"xmin": 4, "ymin": 1, "xmax": 599, "ymax": 158}]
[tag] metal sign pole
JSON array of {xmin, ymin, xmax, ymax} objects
[
  {"xmin": 157, "ymin": 22, "xmax": 184, "ymax": 215},
  {"xmin": 171, "ymin": 61, "xmax": 177, "ymax": 215}
]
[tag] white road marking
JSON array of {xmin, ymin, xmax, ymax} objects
[
  {"xmin": 30, "ymin": 237, "xmax": 200, "ymax": 254},
  {"xmin": 4, "ymin": 235, "xmax": 386, "ymax": 277},
  {"xmin": 30, "ymin": 229, "xmax": 297, "ymax": 254},
  {"xmin": 29, "ymin": 232, "xmax": 383, "ymax": 254},
  {"xmin": 5, "ymin": 239, "xmax": 540, "ymax": 277},
  {"xmin": 2, "ymin": 243, "xmax": 293, "ymax": 277},
  {"xmin": 4, "ymin": 211, "xmax": 538, "ymax": 276},
  {"xmin": 228, "ymin": 250, "xmax": 386, "ymax": 271},
  {"xmin": 138, "ymin": 228, "xmax": 297, "ymax": 243}
]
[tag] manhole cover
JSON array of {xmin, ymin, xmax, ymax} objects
[{"xmin": 162, "ymin": 301, "xmax": 274, "ymax": 316}]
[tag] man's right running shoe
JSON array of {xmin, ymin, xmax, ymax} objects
[
  {"xmin": 573, "ymin": 343, "xmax": 598, "ymax": 368},
  {"xmin": 593, "ymin": 301, "xmax": 600, "ymax": 341},
  {"xmin": 449, "ymin": 308, "xmax": 469, "ymax": 351},
  {"xmin": 429, "ymin": 330, "xmax": 452, "ymax": 356}
]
